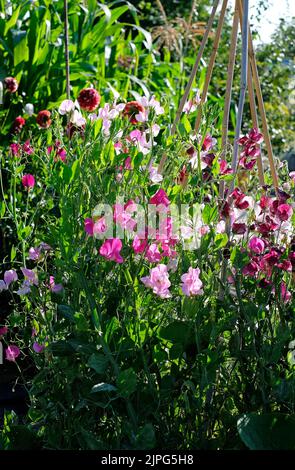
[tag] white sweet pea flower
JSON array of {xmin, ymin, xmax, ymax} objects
[
  {"xmin": 59, "ymin": 99, "xmax": 75, "ymax": 115},
  {"xmin": 149, "ymin": 166, "xmax": 163, "ymax": 183},
  {"xmin": 70, "ymin": 109, "xmax": 86, "ymax": 126},
  {"xmin": 23, "ymin": 103, "xmax": 34, "ymax": 116}
]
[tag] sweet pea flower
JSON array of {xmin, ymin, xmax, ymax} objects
[
  {"xmin": 21, "ymin": 268, "xmax": 38, "ymax": 285},
  {"xmin": 276, "ymin": 204, "xmax": 293, "ymax": 221},
  {"xmin": 22, "ymin": 174, "xmax": 35, "ymax": 188},
  {"xmin": 16, "ymin": 280, "xmax": 32, "ymax": 295},
  {"xmin": 146, "ymin": 243, "xmax": 162, "ymax": 263},
  {"xmin": 99, "ymin": 238, "xmax": 124, "ymax": 263},
  {"xmin": 248, "ymin": 237, "xmax": 265, "ymax": 254},
  {"xmin": 33, "ymin": 342, "xmax": 45, "ymax": 353},
  {"xmin": 4, "ymin": 269, "xmax": 18, "ymax": 287},
  {"xmin": 28, "ymin": 246, "xmax": 41, "ymax": 261},
  {"xmin": 23, "ymin": 140, "xmax": 34, "ymax": 155},
  {"xmin": 10, "ymin": 143, "xmax": 21, "ymax": 156},
  {"xmin": 141, "ymin": 264, "xmax": 171, "ymax": 298},
  {"xmin": 149, "ymin": 189, "xmax": 170, "ymax": 207},
  {"xmin": 242, "ymin": 261, "xmax": 260, "ymax": 277},
  {"xmin": 84, "ymin": 218, "xmax": 94, "ymax": 236},
  {"xmin": 183, "ymin": 91, "xmax": 201, "ymax": 113},
  {"xmin": 132, "ymin": 234, "xmax": 148, "ymax": 254},
  {"xmin": 181, "ymin": 267, "xmax": 203, "ymax": 296},
  {"xmin": 149, "ymin": 166, "xmax": 163, "ymax": 183},
  {"xmin": 49, "ymin": 276, "xmax": 63, "ymax": 294},
  {"xmin": 58, "ymin": 99, "xmax": 75, "ymax": 115},
  {"xmin": 5, "ymin": 345, "xmax": 20, "ymax": 362}
]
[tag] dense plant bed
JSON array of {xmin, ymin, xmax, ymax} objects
[{"xmin": 0, "ymin": 78, "xmax": 295, "ymax": 450}]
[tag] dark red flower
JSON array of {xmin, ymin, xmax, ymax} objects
[
  {"xmin": 232, "ymin": 223, "xmax": 247, "ymax": 234},
  {"xmin": 36, "ymin": 110, "xmax": 51, "ymax": 128},
  {"xmin": 77, "ymin": 88, "xmax": 100, "ymax": 112},
  {"xmin": 242, "ymin": 261, "xmax": 260, "ymax": 277},
  {"xmin": 123, "ymin": 101, "xmax": 144, "ymax": 124},
  {"xmin": 11, "ymin": 116, "xmax": 25, "ymax": 134},
  {"xmin": 4, "ymin": 76, "xmax": 18, "ymax": 93}
]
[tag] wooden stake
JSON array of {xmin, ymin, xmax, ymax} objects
[
  {"xmin": 230, "ymin": 0, "xmax": 249, "ymax": 186},
  {"xmin": 194, "ymin": 0, "xmax": 229, "ymax": 133},
  {"xmin": 219, "ymin": 0, "xmax": 239, "ymax": 200},
  {"xmin": 158, "ymin": 0, "xmax": 220, "ymax": 172},
  {"xmin": 237, "ymin": 0, "xmax": 279, "ymax": 190}
]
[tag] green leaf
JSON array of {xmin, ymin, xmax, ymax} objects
[
  {"xmin": 159, "ymin": 321, "xmax": 193, "ymax": 345},
  {"xmin": 134, "ymin": 423, "xmax": 155, "ymax": 450},
  {"xmin": 88, "ymin": 353, "xmax": 108, "ymax": 374},
  {"xmin": 91, "ymin": 383, "xmax": 117, "ymax": 393},
  {"xmin": 238, "ymin": 413, "xmax": 295, "ymax": 450},
  {"xmin": 117, "ymin": 368, "xmax": 137, "ymax": 397}
]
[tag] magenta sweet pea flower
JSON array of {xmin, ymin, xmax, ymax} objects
[
  {"xmin": 149, "ymin": 189, "xmax": 170, "ymax": 207},
  {"xmin": 132, "ymin": 234, "xmax": 148, "ymax": 254},
  {"xmin": 99, "ymin": 238, "xmax": 124, "ymax": 263},
  {"xmin": 10, "ymin": 142, "xmax": 21, "ymax": 156},
  {"xmin": 181, "ymin": 267, "xmax": 203, "ymax": 297},
  {"xmin": 84, "ymin": 217, "xmax": 94, "ymax": 236},
  {"xmin": 33, "ymin": 342, "xmax": 45, "ymax": 353},
  {"xmin": 23, "ymin": 140, "xmax": 34, "ymax": 155},
  {"xmin": 5, "ymin": 345, "xmax": 20, "ymax": 362},
  {"xmin": 276, "ymin": 204, "xmax": 293, "ymax": 221},
  {"xmin": 242, "ymin": 261, "xmax": 260, "ymax": 277},
  {"xmin": 248, "ymin": 237, "xmax": 265, "ymax": 254},
  {"xmin": 141, "ymin": 264, "xmax": 171, "ymax": 298},
  {"xmin": 22, "ymin": 174, "xmax": 35, "ymax": 188}
]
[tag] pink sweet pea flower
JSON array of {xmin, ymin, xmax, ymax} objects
[
  {"xmin": 248, "ymin": 237, "xmax": 265, "ymax": 254},
  {"xmin": 181, "ymin": 267, "xmax": 203, "ymax": 296},
  {"xmin": 145, "ymin": 243, "xmax": 162, "ymax": 263},
  {"xmin": 5, "ymin": 345, "xmax": 20, "ymax": 362},
  {"xmin": 33, "ymin": 342, "xmax": 45, "ymax": 353},
  {"xmin": 149, "ymin": 189, "xmax": 170, "ymax": 207},
  {"xmin": 141, "ymin": 264, "xmax": 171, "ymax": 298},
  {"xmin": 99, "ymin": 238, "xmax": 124, "ymax": 263},
  {"xmin": 22, "ymin": 174, "xmax": 35, "ymax": 188}
]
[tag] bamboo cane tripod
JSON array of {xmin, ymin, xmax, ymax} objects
[{"xmin": 158, "ymin": 0, "xmax": 280, "ymax": 194}]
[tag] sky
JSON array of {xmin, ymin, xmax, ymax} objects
[{"xmin": 229, "ymin": 0, "xmax": 294, "ymax": 44}]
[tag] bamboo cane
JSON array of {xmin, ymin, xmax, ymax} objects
[
  {"xmin": 247, "ymin": 65, "xmax": 265, "ymax": 186},
  {"xmin": 194, "ymin": 0, "xmax": 229, "ymax": 133},
  {"xmin": 158, "ymin": 0, "xmax": 220, "ymax": 172},
  {"xmin": 64, "ymin": 0, "xmax": 70, "ymax": 99},
  {"xmin": 237, "ymin": 0, "xmax": 279, "ymax": 191},
  {"xmin": 219, "ymin": 0, "xmax": 239, "ymax": 200},
  {"xmin": 230, "ymin": 0, "xmax": 249, "ymax": 186}
]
